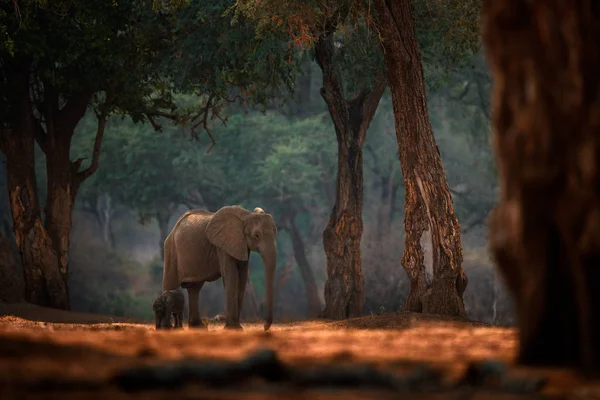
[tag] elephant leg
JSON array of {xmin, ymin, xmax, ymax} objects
[
  {"xmin": 174, "ymin": 313, "xmax": 182, "ymax": 328},
  {"xmin": 187, "ymin": 284, "xmax": 207, "ymax": 329},
  {"xmin": 220, "ymin": 252, "xmax": 242, "ymax": 330},
  {"xmin": 237, "ymin": 261, "xmax": 249, "ymax": 319}
]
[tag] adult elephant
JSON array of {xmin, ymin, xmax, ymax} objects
[{"xmin": 162, "ymin": 205, "xmax": 277, "ymax": 331}]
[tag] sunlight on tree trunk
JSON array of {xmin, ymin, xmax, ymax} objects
[
  {"xmin": 315, "ymin": 26, "xmax": 387, "ymax": 320},
  {"xmin": 483, "ymin": 0, "xmax": 600, "ymax": 369},
  {"xmin": 374, "ymin": 0, "xmax": 467, "ymax": 317}
]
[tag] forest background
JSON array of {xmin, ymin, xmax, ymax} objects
[{"xmin": 0, "ymin": 0, "xmax": 509, "ymax": 324}]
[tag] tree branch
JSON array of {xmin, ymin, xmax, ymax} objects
[
  {"xmin": 352, "ymin": 72, "xmax": 388, "ymax": 146},
  {"xmin": 43, "ymin": 81, "xmax": 59, "ymax": 138},
  {"xmin": 447, "ymin": 81, "xmax": 472, "ymax": 102},
  {"xmin": 75, "ymin": 114, "xmax": 107, "ymax": 184},
  {"xmin": 315, "ymin": 32, "xmax": 349, "ymax": 138},
  {"xmin": 57, "ymin": 89, "xmax": 94, "ymax": 134},
  {"xmin": 145, "ymin": 95, "xmax": 220, "ymax": 154}
]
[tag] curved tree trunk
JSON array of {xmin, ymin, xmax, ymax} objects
[
  {"xmin": 315, "ymin": 24, "xmax": 387, "ymax": 319},
  {"xmin": 374, "ymin": 0, "xmax": 467, "ymax": 317},
  {"xmin": 483, "ymin": 1, "xmax": 600, "ymax": 369}
]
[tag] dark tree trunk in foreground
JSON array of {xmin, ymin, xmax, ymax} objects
[
  {"xmin": 315, "ymin": 23, "xmax": 387, "ymax": 319},
  {"xmin": 374, "ymin": 0, "xmax": 467, "ymax": 316},
  {"xmin": 483, "ymin": 1, "xmax": 600, "ymax": 370},
  {"xmin": 284, "ymin": 212, "xmax": 321, "ymax": 317}
]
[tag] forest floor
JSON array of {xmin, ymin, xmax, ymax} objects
[{"xmin": 0, "ymin": 303, "xmax": 598, "ymax": 399}]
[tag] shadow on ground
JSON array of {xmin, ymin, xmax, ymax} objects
[{"xmin": 0, "ymin": 302, "xmax": 597, "ymax": 399}]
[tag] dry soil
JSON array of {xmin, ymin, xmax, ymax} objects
[{"xmin": 0, "ymin": 302, "xmax": 598, "ymax": 399}]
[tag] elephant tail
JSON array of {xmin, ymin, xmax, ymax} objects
[{"xmin": 162, "ymin": 234, "xmax": 179, "ymax": 291}]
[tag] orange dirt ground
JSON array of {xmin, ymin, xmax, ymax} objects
[{"xmin": 0, "ymin": 302, "xmax": 598, "ymax": 399}]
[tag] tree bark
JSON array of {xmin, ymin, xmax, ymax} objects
[
  {"xmin": 0, "ymin": 233, "xmax": 25, "ymax": 303},
  {"xmin": 315, "ymin": 24, "xmax": 387, "ymax": 319},
  {"xmin": 1, "ymin": 61, "xmax": 103, "ymax": 310},
  {"xmin": 44, "ymin": 135, "xmax": 77, "ymax": 296},
  {"xmin": 482, "ymin": 0, "xmax": 600, "ymax": 370},
  {"xmin": 285, "ymin": 212, "xmax": 321, "ymax": 317},
  {"xmin": 374, "ymin": 0, "xmax": 467, "ymax": 316},
  {"xmin": 40, "ymin": 90, "xmax": 97, "ymax": 311},
  {"xmin": 0, "ymin": 87, "xmax": 70, "ymax": 309}
]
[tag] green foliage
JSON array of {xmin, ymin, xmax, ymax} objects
[
  {"xmin": 0, "ymin": 0, "xmax": 176, "ymax": 124},
  {"xmin": 74, "ymin": 108, "xmax": 336, "ymax": 221},
  {"xmin": 162, "ymin": 0, "xmax": 302, "ymax": 123},
  {"xmin": 231, "ymin": 0, "xmax": 481, "ymax": 94},
  {"xmin": 415, "ymin": 0, "xmax": 482, "ymax": 88}
]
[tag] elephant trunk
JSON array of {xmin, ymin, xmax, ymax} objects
[{"xmin": 260, "ymin": 241, "xmax": 277, "ymax": 331}]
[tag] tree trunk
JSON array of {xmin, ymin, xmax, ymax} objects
[
  {"xmin": 315, "ymin": 26, "xmax": 387, "ymax": 320},
  {"xmin": 374, "ymin": 0, "xmax": 467, "ymax": 317},
  {"xmin": 287, "ymin": 213, "xmax": 322, "ymax": 317},
  {"xmin": 44, "ymin": 135, "xmax": 78, "ymax": 301},
  {"xmin": 482, "ymin": 0, "xmax": 600, "ymax": 370},
  {"xmin": 95, "ymin": 193, "xmax": 115, "ymax": 251},
  {"xmin": 156, "ymin": 210, "xmax": 171, "ymax": 262},
  {"xmin": 0, "ymin": 233, "xmax": 25, "ymax": 303},
  {"xmin": 0, "ymin": 124, "xmax": 69, "ymax": 309},
  {"xmin": 376, "ymin": 170, "xmax": 398, "ymax": 241}
]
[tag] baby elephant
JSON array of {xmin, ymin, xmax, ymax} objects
[{"xmin": 153, "ymin": 289, "xmax": 185, "ymax": 329}]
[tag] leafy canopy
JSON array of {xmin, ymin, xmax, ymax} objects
[{"xmin": 230, "ymin": 0, "xmax": 481, "ymax": 90}]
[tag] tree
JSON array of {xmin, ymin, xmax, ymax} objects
[
  {"xmin": 371, "ymin": 0, "xmax": 479, "ymax": 316},
  {"xmin": 73, "ymin": 113, "xmax": 227, "ymax": 260},
  {"xmin": 232, "ymin": 0, "xmax": 387, "ymax": 319},
  {"xmin": 0, "ymin": 0, "xmax": 165, "ymax": 309},
  {"xmin": 483, "ymin": 0, "xmax": 600, "ymax": 369},
  {"xmin": 254, "ymin": 112, "xmax": 337, "ymax": 317}
]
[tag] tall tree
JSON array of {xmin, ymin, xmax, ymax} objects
[
  {"xmin": 0, "ymin": 0, "xmax": 170, "ymax": 309},
  {"xmin": 255, "ymin": 112, "xmax": 337, "ymax": 317},
  {"xmin": 237, "ymin": 0, "xmax": 479, "ymax": 317},
  {"xmin": 371, "ymin": 0, "xmax": 479, "ymax": 315},
  {"xmin": 232, "ymin": 1, "xmax": 387, "ymax": 318},
  {"xmin": 483, "ymin": 0, "xmax": 600, "ymax": 369}
]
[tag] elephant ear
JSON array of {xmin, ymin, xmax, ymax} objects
[{"xmin": 206, "ymin": 205, "xmax": 251, "ymax": 261}]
